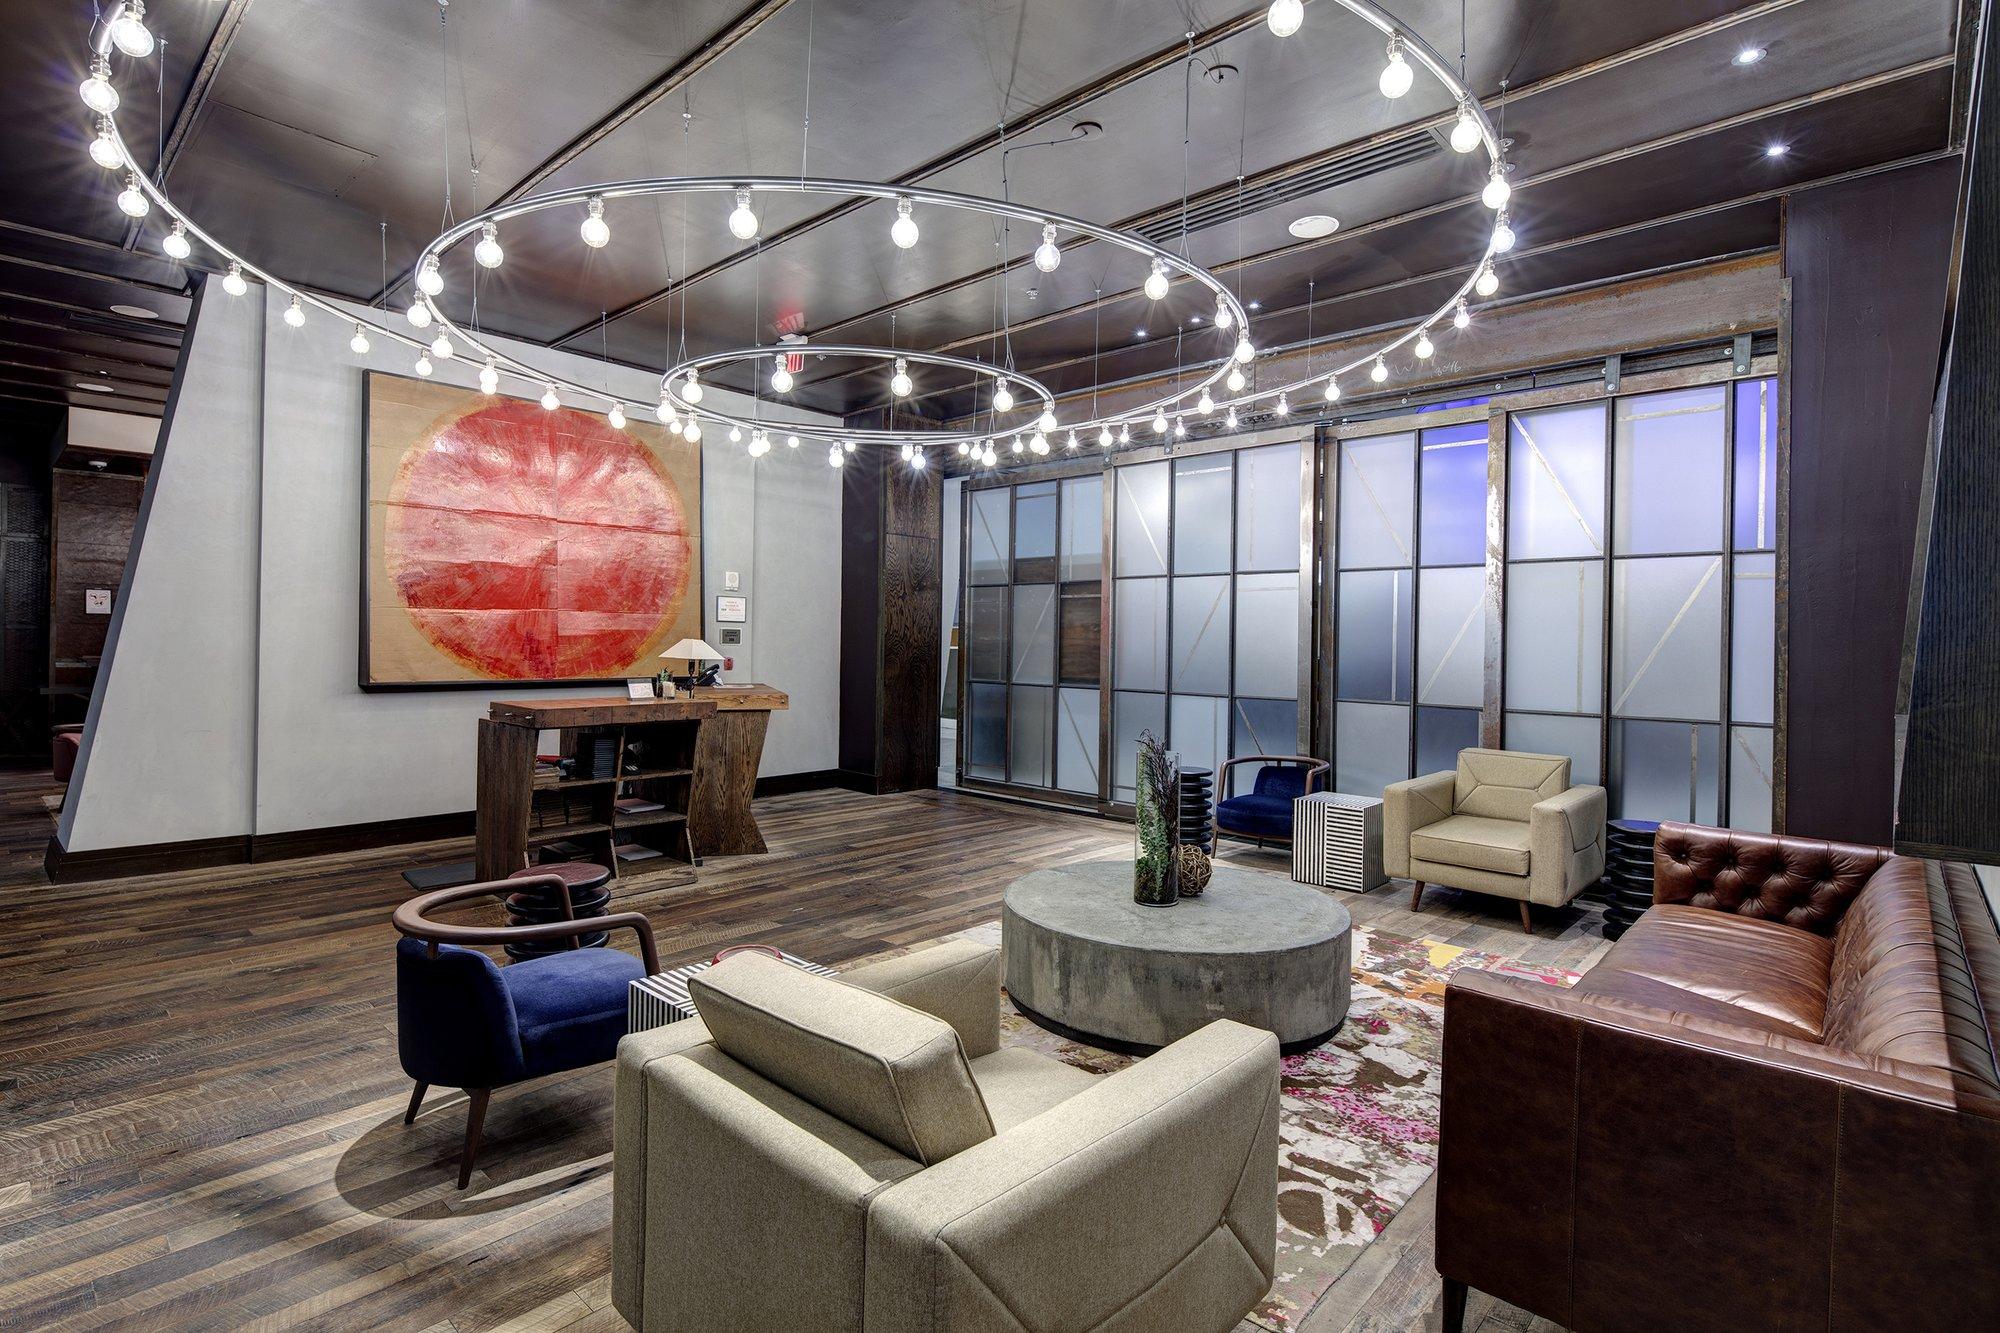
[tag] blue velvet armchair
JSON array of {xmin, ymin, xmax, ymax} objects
[
  {"xmin": 1214, "ymin": 754, "xmax": 1331, "ymax": 850},
  {"xmin": 393, "ymin": 877, "xmax": 659, "ymax": 1188}
]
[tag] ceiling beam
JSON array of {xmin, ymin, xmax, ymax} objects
[
  {"xmin": 0, "ymin": 249, "xmax": 190, "ymax": 298},
  {"xmin": 0, "ymin": 340, "xmax": 176, "ymax": 378},
  {"xmin": 0, "ymin": 310, "xmax": 183, "ymax": 348},
  {"xmin": 0, "ymin": 386, "xmax": 161, "ymax": 416},
  {"xmin": 0, "ymin": 372, "xmax": 167, "ymax": 402}
]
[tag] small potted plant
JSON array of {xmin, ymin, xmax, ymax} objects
[{"xmin": 1133, "ymin": 730, "xmax": 1180, "ymax": 906}]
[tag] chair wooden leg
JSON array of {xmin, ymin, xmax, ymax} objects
[
  {"xmin": 1519, "ymin": 900, "xmax": 1534, "ymax": 934},
  {"xmin": 1441, "ymin": 1278, "xmax": 1468, "ymax": 1333},
  {"xmin": 1409, "ymin": 880, "xmax": 1426, "ymax": 912},
  {"xmin": 403, "ymin": 1080, "xmax": 428, "ymax": 1125},
  {"xmin": 457, "ymin": 1088, "xmax": 491, "ymax": 1190}
]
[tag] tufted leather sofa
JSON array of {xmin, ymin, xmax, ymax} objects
[{"xmin": 1434, "ymin": 821, "xmax": 2000, "ymax": 1332}]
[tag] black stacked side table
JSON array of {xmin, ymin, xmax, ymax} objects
[
  {"xmin": 505, "ymin": 860, "xmax": 613, "ymax": 960},
  {"xmin": 1178, "ymin": 767, "xmax": 1214, "ymax": 853},
  {"xmin": 1602, "ymin": 819, "xmax": 1660, "ymax": 940}
]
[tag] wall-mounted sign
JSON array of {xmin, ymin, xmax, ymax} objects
[
  {"xmin": 716, "ymin": 595, "xmax": 747, "ymax": 623},
  {"xmin": 85, "ymin": 588, "xmax": 112, "ymax": 615}
]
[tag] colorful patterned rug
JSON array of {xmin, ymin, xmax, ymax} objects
[{"xmin": 993, "ymin": 925, "xmax": 1579, "ymax": 1331}]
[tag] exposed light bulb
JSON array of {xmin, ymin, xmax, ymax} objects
[
  {"xmin": 957, "ymin": 440, "xmax": 972, "ymax": 456},
  {"xmin": 1152, "ymin": 408, "xmax": 1169, "ymax": 434},
  {"xmin": 405, "ymin": 299, "xmax": 432, "ymax": 330},
  {"xmin": 222, "ymin": 262, "xmax": 247, "ymax": 297},
  {"xmin": 1234, "ymin": 335, "xmax": 1255, "ymax": 363},
  {"xmin": 474, "ymin": 222, "xmax": 503, "ymax": 269},
  {"xmin": 900, "ymin": 441, "xmax": 914, "ymax": 461},
  {"xmin": 829, "ymin": 445, "xmax": 846, "ymax": 468},
  {"xmin": 161, "ymin": 220, "xmax": 191, "ymax": 260},
  {"xmin": 685, "ymin": 420, "xmax": 703, "ymax": 443},
  {"xmin": 1324, "ymin": 377, "xmax": 1341, "ymax": 402},
  {"xmin": 1012, "ymin": 436, "xmax": 1026, "ymax": 455},
  {"xmin": 1098, "ymin": 426, "xmax": 1114, "ymax": 448},
  {"xmin": 1037, "ymin": 408, "xmax": 1057, "ymax": 432},
  {"xmin": 1144, "ymin": 258, "xmax": 1170, "ymax": 302},
  {"xmin": 1033, "ymin": 222, "xmax": 1061, "ymax": 273},
  {"xmin": 992, "ymin": 379, "xmax": 1014, "ymax": 413},
  {"xmin": 481, "ymin": 361, "xmax": 501, "ymax": 395},
  {"xmin": 1065, "ymin": 431, "xmax": 1079, "ymax": 450},
  {"xmin": 608, "ymin": 402, "xmax": 627, "ymax": 429},
  {"xmin": 1226, "ymin": 367, "xmax": 1246, "ymax": 393},
  {"xmin": 1450, "ymin": 101, "xmax": 1482, "ymax": 154},
  {"xmin": 1266, "ymin": 0, "xmax": 1304, "ymax": 38},
  {"xmin": 729, "ymin": 425, "xmax": 743, "ymax": 444},
  {"xmin": 90, "ymin": 121, "xmax": 123, "ymax": 170},
  {"xmin": 890, "ymin": 357, "xmax": 913, "ymax": 398},
  {"xmin": 111, "ymin": 0, "xmax": 156, "ymax": 59},
  {"xmin": 749, "ymin": 431, "xmax": 771, "ymax": 458},
  {"xmin": 1491, "ymin": 213, "xmax": 1517, "ymax": 253},
  {"xmin": 1415, "ymin": 332, "xmax": 1435, "ymax": 360},
  {"xmin": 1118, "ymin": 423, "xmax": 1132, "ymax": 444},
  {"xmin": 1475, "ymin": 263, "xmax": 1500, "ymax": 297},
  {"xmin": 1453, "ymin": 298, "xmax": 1471, "ymax": 330},
  {"xmin": 1379, "ymin": 35, "xmax": 1413, "ymax": 99},
  {"xmin": 770, "ymin": 360, "xmax": 794, "ymax": 394},
  {"xmin": 1370, "ymin": 356, "xmax": 1389, "ymax": 383},
  {"xmin": 786, "ymin": 434, "xmax": 800, "ymax": 449},
  {"xmin": 116, "ymin": 174, "xmax": 149, "ymax": 218},
  {"xmin": 1198, "ymin": 389, "xmax": 1215, "ymax": 415},
  {"xmin": 681, "ymin": 370, "xmax": 703, "ymax": 405},
  {"xmin": 429, "ymin": 332, "xmax": 453, "ymax": 360},
  {"xmin": 1482, "ymin": 166, "xmax": 1511, "ymax": 210},
  {"xmin": 982, "ymin": 445, "xmax": 998, "ymax": 467},
  {"xmin": 890, "ymin": 197, "xmax": 919, "ymax": 249},
  {"xmin": 1275, "ymin": 393, "xmax": 1290, "ymax": 416},
  {"xmin": 1174, "ymin": 416, "xmax": 1188, "ymax": 438},
  {"xmin": 1225, "ymin": 406, "xmax": 1239, "ymax": 429},
  {"xmin": 541, "ymin": 385, "xmax": 560, "ymax": 411},
  {"xmin": 415, "ymin": 353, "xmax": 434, "ymax": 377},
  {"xmin": 283, "ymin": 295, "xmax": 305, "ymax": 328},
  {"xmin": 80, "ymin": 57, "xmax": 119, "ymax": 115},
  {"xmin": 910, "ymin": 448, "xmax": 927, "ymax": 470},
  {"xmin": 416, "ymin": 257, "xmax": 444, "ymax": 296},
  {"xmin": 844, "ymin": 439, "xmax": 857, "ymax": 452},
  {"xmin": 1029, "ymin": 432, "xmax": 1050, "ymax": 456},
  {"xmin": 728, "ymin": 188, "xmax": 758, "ymax": 241},
  {"xmin": 1214, "ymin": 298, "xmax": 1234, "ymax": 332},
  {"xmin": 349, "ymin": 325, "xmax": 370, "ymax": 355},
  {"xmin": 580, "ymin": 196, "xmax": 610, "ymax": 249}
]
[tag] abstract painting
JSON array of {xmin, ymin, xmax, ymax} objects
[{"xmin": 363, "ymin": 372, "xmax": 701, "ymax": 687}]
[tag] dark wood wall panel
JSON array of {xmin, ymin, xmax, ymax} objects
[
  {"xmin": 839, "ymin": 449, "xmax": 942, "ymax": 793},
  {"xmin": 1782, "ymin": 157, "xmax": 1958, "ymax": 846},
  {"xmin": 50, "ymin": 469, "xmax": 142, "ymax": 694}
]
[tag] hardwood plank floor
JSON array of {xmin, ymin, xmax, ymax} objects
[{"xmin": 0, "ymin": 770, "xmax": 1604, "ymax": 1331}]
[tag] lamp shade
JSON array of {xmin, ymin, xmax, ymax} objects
[{"xmin": 661, "ymin": 638, "xmax": 722, "ymax": 663}]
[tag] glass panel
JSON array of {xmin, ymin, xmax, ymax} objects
[
  {"xmin": 966, "ymin": 682, "xmax": 1006, "ymax": 779},
  {"xmin": 1505, "ymin": 560, "xmax": 1603, "ymax": 714},
  {"xmin": 1337, "ymin": 433, "xmax": 1415, "ymax": 569},
  {"xmin": 1234, "ymin": 572, "xmax": 1299, "ymax": 700},
  {"xmin": 1416, "ymin": 707, "xmax": 1480, "ymax": 777},
  {"xmin": 1055, "ymin": 688, "xmax": 1101, "ymax": 795},
  {"xmin": 1731, "ymin": 553, "xmax": 1775, "ymax": 725},
  {"xmin": 1172, "ymin": 453, "xmax": 1234, "ymax": 575},
  {"xmin": 1013, "ymin": 482, "xmax": 1058, "ymax": 582},
  {"xmin": 965, "ymin": 585, "xmax": 1007, "ymax": 681},
  {"xmin": 1059, "ymin": 582, "xmax": 1101, "ymax": 685},
  {"xmin": 1417, "ymin": 566, "xmax": 1484, "ymax": 708},
  {"xmin": 1112, "ymin": 691, "xmax": 1167, "ymax": 802},
  {"xmin": 1113, "ymin": 577, "xmax": 1167, "ymax": 690},
  {"xmin": 1419, "ymin": 423, "xmax": 1488, "ymax": 567},
  {"xmin": 1611, "ymin": 555, "xmax": 1723, "ymax": 721},
  {"xmin": 1171, "ymin": 576, "xmax": 1231, "ymax": 695},
  {"xmin": 1335, "ymin": 701, "xmax": 1410, "ymax": 798},
  {"xmin": 1507, "ymin": 402, "xmax": 1606, "ymax": 560},
  {"xmin": 1009, "ymin": 686, "xmax": 1053, "ymax": 788},
  {"xmin": 1614, "ymin": 386, "xmax": 1726, "ymax": 556},
  {"xmin": 1336, "ymin": 569, "xmax": 1412, "ymax": 702},
  {"xmin": 1059, "ymin": 475, "xmax": 1104, "ymax": 581},
  {"xmin": 1610, "ymin": 719, "xmax": 1720, "ymax": 824},
  {"xmin": 1729, "ymin": 725, "xmax": 1774, "ymax": 834},
  {"xmin": 1237, "ymin": 443, "xmax": 1302, "ymax": 572},
  {"xmin": 1733, "ymin": 378, "xmax": 1779, "ymax": 551},
  {"xmin": 1170, "ymin": 695, "xmax": 1228, "ymax": 782},
  {"xmin": 968, "ymin": 488, "xmax": 1011, "ymax": 584},
  {"xmin": 1115, "ymin": 462, "xmax": 1170, "ymax": 577},
  {"xmin": 1232, "ymin": 696, "xmax": 1300, "ymax": 763},
  {"xmin": 1505, "ymin": 712, "xmax": 1601, "ymax": 786},
  {"xmin": 1010, "ymin": 584, "xmax": 1056, "ymax": 684}
]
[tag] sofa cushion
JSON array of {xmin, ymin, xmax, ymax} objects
[
  {"xmin": 1653, "ymin": 822, "xmax": 1892, "ymax": 936},
  {"xmin": 1216, "ymin": 792, "xmax": 1293, "ymax": 839},
  {"xmin": 1410, "ymin": 814, "xmax": 1531, "ymax": 877},
  {"xmin": 1453, "ymin": 748, "xmax": 1570, "ymax": 824},
  {"xmin": 967, "ymin": 1047, "xmax": 1099, "ymax": 1132},
  {"xmin": 1574, "ymin": 904, "xmax": 1833, "ymax": 1040},
  {"xmin": 689, "ymin": 951, "xmax": 994, "ymax": 1165},
  {"xmin": 505, "ymin": 945, "xmax": 647, "ymax": 1078}
]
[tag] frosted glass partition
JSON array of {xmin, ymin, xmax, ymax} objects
[
  {"xmin": 1234, "ymin": 572, "xmax": 1299, "ymax": 699},
  {"xmin": 1732, "ymin": 553, "xmax": 1776, "ymax": 726},
  {"xmin": 1613, "ymin": 386, "xmax": 1725, "ymax": 556},
  {"xmin": 1171, "ymin": 576, "xmax": 1231, "ymax": 694},
  {"xmin": 1013, "ymin": 482, "xmax": 1058, "ymax": 580},
  {"xmin": 1337, "ymin": 570, "xmax": 1412, "ymax": 702},
  {"xmin": 1059, "ymin": 475, "xmax": 1103, "ymax": 581},
  {"xmin": 1010, "ymin": 584, "xmax": 1057, "ymax": 685},
  {"xmin": 1170, "ymin": 695, "xmax": 1229, "ymax": 779},
  {"xmin": 1116, "ymin": 463, "xmax": 1170, "ymax": 577},
  {"xmin": 968, "ymin": 487, "xmax": 1011, "ymax": 584},
  {"xmin": 1611, "ymin": 719, "xmax": 1720, "ymax": 824},
  {"xmin": 1113, "ymin": 691, "xmax": 1166, "ymax": 802},
  {"xmin": 1233, "ymin": 697, "xmax": 1299, "ymax": 759},
  {"xmin": 1420, "ymin": 424, "xmax": 1490, "ymax": 566},
  {"xmin": 1504, "ymin": 560, "xmax": 1603, "ymax": 713},
  {"xmin": 1416, "ymin": 706, "xmax": 1481, "ymax": 776},
  {"xmin": 1336, "ymin": 702, "xmax": 1410, "ymax": 800},
  {"xmin": 965, "ymin": 585, "xmax": 1007, "ymax": 682},
  {"xmin": 1610, "ymin": 556, "xmax": 1723, "ymax": 720},
  {"xmin": 1338, "ymin": 434, "xmax": 1415, "ymax": 569},
  {"xmin": 1733, "ymin": 378, "xmax": 1779, "ymax": 551},
  {"xmin": 1504, "ymin": 712, "xmax": 1601, "ymax": 785},
  {"xmin": 1056, "ymin": 688, "xmax": 1100, "ymax": 794},
  {"xmin": 1114, "ymin": 577, "xmax": 1167, "ymax": 690},
  {"xmin": 1237, "ymin": 444, "xmax": 1303, "ymax": 571},
  {"xmin": 1416, "ymin": 566, "xmax": 1483, "ymax": 708},
  {"xmin": 966, "ymin": 683, "xmax": 1006, "ymax": 779},
  {"xmin": 1172, "ymin": 454, "xmax": 1234, "ymax": 574},
  {"xmin": 1009, "ymin": 686, "xmax": 1053, "ymax": 787},
  {"xmin": 1508, "ymin": 402, "xmax": 1606, "ymax": 560},
  {"xmin": 1729, "ymin": 726, "xmax": 1774, "ymax": 833}
]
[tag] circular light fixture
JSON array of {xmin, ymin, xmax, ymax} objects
[
  {"xmin": 161, "ymin": 220, "xmax": 191, "ymax": 260},
  {"xmin": 1144, "ymin": 258, "xmax": 1170, "ymax": 301},
  {"xmin": 350, "ymin": 325, "xmax": 371, "ymax": 355},
  {"xmin": 1765, "ymin": 142, "xmax": 1789, "ymax": 158},
  {"xmin": 80, "ymin": 57, "xmax": 118, "ymax": 115},
  {"xmin": 222, "ymin": 263, "xmax": 247, "ymax": 297},
  {"xmin": 108, "ymin": 303, "xmax": 157, "ymax": 319},
  {"xmin": 90, "ymin": 121, "xmax": 123, "ymax": 170},
  {"xmin": 283, "ymin": 296, "xmax": 305, "ymax": 328},
  {"xmin": 1288, "ymin": 213, "xmax": 1339, "ymax": 240},
  {"xmin": 890, "ymin": 357, "xmax": 913, "ymax": 397},
  {"xmin": 1735, "ymin": 46, "xmax": 1768, "ymax": 66},
  {"xmin": 1034, "ymin": 222, "xmax": 1061, "ymax": 273},
  {"xmin": 1450, "ymin": 101, "xmax": 1483, "ymax": 153},
  {"xmin": 74, "ymin": 380, "xmax": 115, "ymax": 394},
  {"xmin": 1266, "ymin": 0, "xmax": 1304, "ymax": 38},
  {"xmin": 1380, "ymin": 35, "xmax": 1414, "ymax": 99},
  {"xmin": 890, "ymin": 197, "xmax": 918, "ymax": 249},
  {"xmin": 581, "ymin": 196, "xmax": 610, "ymax": 248},
  {"xmin": 116, "ymin": 173, "xmax": 149, "ymax": 218},
  {"xmin": 1481, "ymin": 165, "xmax": 1512, "ymax": 210},
  {"xmin": 111, "ymin": 0, "xmax": 156, "ymax": 59},
  {"xmin": 473, "ymin": 221, "xmax": 503, "ymax": 269},
  {"xmin": 728, "ymin": 188, "xmax": 758, "ymax": 240}
]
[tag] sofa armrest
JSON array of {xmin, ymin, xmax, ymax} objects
[
  {"xmin": 613, "ymin": 1017, "xmax": 716, "ymax": 1326},
  {"xmin": 864, "ymin": 1020, "xmax": 1280, "ymax": 1333},
  {"xmin": 1651, "ymin": 821, "xmax": 1894, "ymax": 935},
  {"xmin": 1436, "ymin": 971, "xmax": 2000, "ymax": 1330},
  {"xmin": 841, "ymin": 939, "xmax": 1002, "ymax": 1058},
  {"xmin": 1527, "ymin": 783, "xmax": 1606, "ymax": 906},
  {"xmin": 1383, "ymin": 769, "xmax": 1456, "ymax": 878}
]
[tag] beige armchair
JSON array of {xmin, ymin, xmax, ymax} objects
[
  {"xmin": 612, "ymin": 940, "xmax": 1280, "ymax": 1332},
  {"xmin": 1384, "ymin": 748, "xmax": 1606, "ymax": 932}
]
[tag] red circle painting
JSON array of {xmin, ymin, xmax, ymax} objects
[{"xmin": 383, "ymin": 399, "xmax": 692, "ymax": 680}]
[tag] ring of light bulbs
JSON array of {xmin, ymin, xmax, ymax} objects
[{"xmin": 81, "ymin": 0, "xmax": 1512, "ymax": 472}]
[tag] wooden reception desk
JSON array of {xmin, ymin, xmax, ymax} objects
[{"xmin": 476, "ymin": 684, "xmax": 790, "ymax": 881}]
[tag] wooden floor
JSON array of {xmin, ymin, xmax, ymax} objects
[{"xmin": 0, "ymin": 770, "xmax": 1608, "ymax": 1332}]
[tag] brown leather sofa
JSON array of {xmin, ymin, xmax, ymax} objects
[{"xmin": 1435, "ymin": 822, "xmax": 2000, "ymax": 1332}]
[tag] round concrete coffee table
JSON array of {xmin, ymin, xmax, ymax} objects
[{"xmin": 1002, "ymin": 858, "xmax": 1352, "ymax": 1053}]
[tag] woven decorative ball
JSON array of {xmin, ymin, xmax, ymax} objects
[{"xmin": 1175, "ymin": 845, "xmax": 1214, "ymax": 897}]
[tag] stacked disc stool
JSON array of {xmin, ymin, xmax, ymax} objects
[
  {"xmin": 1177, "ymin": 767, "xmax": 1215, "ymax": 853},
  {"xmin": 1601, "ymin": 818, "xmax": 1660, "ymax": 940},
  {"xmin": 504, "ymin": 860, "xmax": 613, "ymax": 960}
]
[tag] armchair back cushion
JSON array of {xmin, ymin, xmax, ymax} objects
[
  {"xmin": 395, "ymin": 938, "xmax": 525, "ymax": 1089},
  {"xmin": 1252, "ymin": 764, "xmax": 1308, "ymax": 800},
  {"xmin": 689, "ymin": 951, "xmax": 994, "ymax": 1165},
  {"xmin": 1453, "ymin": 749, "xmax": 1570, "ymax": 823}
]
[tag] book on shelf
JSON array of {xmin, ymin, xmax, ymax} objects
[
  {"xmin": 615, "ymin": 797, "xmax": 666, "ymax": 814},
  {"xmin": 614, "ymin": 842, "xmax": 665, "ymax": 862}
]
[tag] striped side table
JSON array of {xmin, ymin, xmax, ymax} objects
[
  {"xmin": 1292, "ymin": 792, "xmax": 1388, "ymax": 893},
  {"xmin": 627, "ymin": 951, "xmax": 839, "ymax": 1032}
]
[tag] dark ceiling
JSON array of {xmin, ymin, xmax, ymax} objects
[{"xmin": 0, "ymin": 0, "xmax": 1970, "ymax": 424}]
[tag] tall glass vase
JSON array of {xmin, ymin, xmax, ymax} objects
[{"xmin": 1133, "ymin": 735, "xmax": 1180, "ymax": 906}]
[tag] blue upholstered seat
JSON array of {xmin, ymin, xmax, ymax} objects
[
  {"xmin": 1217, "ymin": 765, "xmax": 1310, "ymax": 840},
  {"xmin": 506, "ymin": 946, "xmax": 646, "ymax": 1076}
]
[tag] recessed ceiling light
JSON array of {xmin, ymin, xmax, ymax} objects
[
  {"xmin": 1765, "ymin": 142, "xmax": 1789, "ymax": 158},
  {"xmin": 74, "ymin": 381, "xmax": 116, "ymax": 393},
  {"xmin": 1189, "ymin": 314, "xmax": 1203, "ymax": 324},
  {"xmin": 1248, "ymin": 300, "xmax": 1262, "ymax": 311},
  {"xmin": 1289, "ymin": 214, "xmax": 1339, "ymax": 239},
  {"xmin": 108, "ymin": 303, "xmax": 158, "ymax": 319},
  {"xmin": 1135, "ymin": 328, "xmax": 1147, "ymax": 338},
  {"xmin": 1735, "ymin": 46, "xmax": 1768, "ymax": 66}
]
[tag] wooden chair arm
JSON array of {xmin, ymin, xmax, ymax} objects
[
  {"xmin": 1216, "ymin": 754, "xmax": 1331, "ymax": 798},
  {"xmin": 393, "ymin": 878, "xmax": 662, "ymax": 973}
]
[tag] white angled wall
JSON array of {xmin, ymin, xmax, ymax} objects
[{"xmin": 61, "ymin": 275, "xmax": 844, "ymax": 851}]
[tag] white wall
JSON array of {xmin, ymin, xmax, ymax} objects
[{"xmin": 62, "ymin": 275, "xmax": 843, "ymax": 851}]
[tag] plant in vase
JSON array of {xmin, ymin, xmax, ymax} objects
[{"xmin": 1133, "ymin": 730, "xmax": 1181, "ymax": 906}]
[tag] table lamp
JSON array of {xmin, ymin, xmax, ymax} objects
[{"xmin": 660, "ymin": 638, "xmax": 723, "ymax": 693}]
